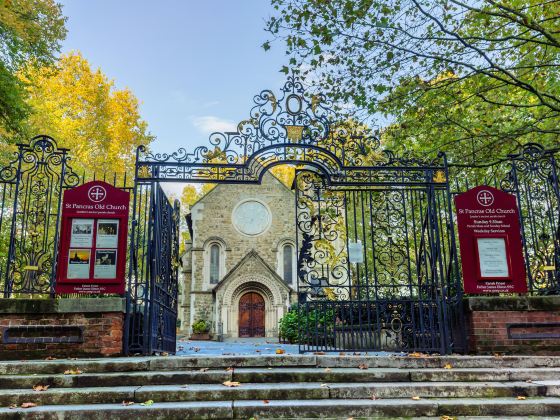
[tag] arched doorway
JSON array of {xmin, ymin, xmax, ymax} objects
[{"xmin": 238, "ymin": 292, "xmax": 265, "ymax": 337}]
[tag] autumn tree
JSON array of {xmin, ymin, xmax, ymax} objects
[
  {"xmin": 266, "ymin": 0, "xmax": 560, "ymax": 160},
  {"xmin": 20, "ymin": 52, "xmax": 154, "ymax": 176},
  {"xmin": 0, "ymin": 0, "xmax": 66, "ymax": 139}
]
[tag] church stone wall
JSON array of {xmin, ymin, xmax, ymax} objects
[{"xmin": 185, "ymin": 173, "xmax": 296, "ymax": 335}]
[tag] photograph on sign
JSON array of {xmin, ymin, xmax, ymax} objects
[
  {"xmin": 477, "ymin": 237, "xmax": 510, "ymax": 278},
  {"xmin": 96, "ymin": 219, "xmax": 119, "ymax": 248},
  {"xmin": 94, "ymin": 249, "xmax": 117, "ymax": 279},
  {"xmin": 70, "ymin": 218, "xmax": 94, "ymax": 248},
  {"xmin": 67, "ymin": 249, "xmax": 91, "ymax": 278}
]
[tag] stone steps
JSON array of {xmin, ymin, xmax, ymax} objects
[
  {"xmin": 1, "ymin": 367, "xmax": 560, "ymax": 389},
  {"xmin": 1, "ymin": 398, "xmax": 560, "ymax": 419},
  {"xmin": 3, "ymin": 354, "xmax": 560, "ymax": 375},
  {"xmin": 0, "ymin": 381, "xmax": 552, "ymax": 406},
  {"xmin": 0, "ymin": 355, "xmax": 559, "ymax": 418}
]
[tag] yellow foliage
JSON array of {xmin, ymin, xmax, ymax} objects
[
  {"xmin": 270, "ymin": 164, "xmax": 295, "ymax": 187},
  {"xmin": 20, "ymin": 51, "xmax": 153, "ymax": 177}
]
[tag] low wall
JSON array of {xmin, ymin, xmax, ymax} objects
[
  {"xmin": 0, "ymin": 298, "xmax": 125, "ymax": 360},
  {"xmin": 466, "ymin": 296, "xmax": 560, "ymax": 355}
]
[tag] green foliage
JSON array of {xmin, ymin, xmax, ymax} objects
[
  {"xmin": 279, "ymin": 304, "xmax": 335, "ymax": 344},
  {"xmin": 192, "ymin": 319, "xmax": 210, "ymax": 334},
  {"xmin": 266, "ymin": 0, "xmax": 560, "ymax": 161},
  {"xmin": 0, "ymin": 0, "xmax": 66, "ymax": 135}
]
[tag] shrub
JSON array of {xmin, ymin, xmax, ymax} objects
[
  {"xmin": 192, "ymin": 319, "xmax": 210, "ymax": 334},
  {"xmin": 279, "ymin": 304, "xmax": 335, "ymax": 344}
]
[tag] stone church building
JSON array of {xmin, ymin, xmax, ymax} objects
[{"xmin": 179, "ymin": 173, "xmax": 297, "ymax": 339}]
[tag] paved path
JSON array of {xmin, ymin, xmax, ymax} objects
[
  {"xmin": 175, "ymin": 338, "xmax": 400, "ymax": 356},
  {"xmin": 176, "ymin": 338, "xmax": 299, "ymax": 356}
]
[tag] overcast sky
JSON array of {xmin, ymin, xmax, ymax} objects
[{"xmin": 60, "ymin": 0, "xmax": 288, "ymax": 155}]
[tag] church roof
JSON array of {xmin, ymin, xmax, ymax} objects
[{"xmin": 212, "ymin": 249, "xmax": 293, "ymax": 293}]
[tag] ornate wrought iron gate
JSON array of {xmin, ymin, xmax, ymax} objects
[
  {"xmin": 450, "ymin": 143, "xmax": 560, "ymax": 295},
  {"xmin": 125, "ymin": 72, "xmax": 466, "ymax": 355},
  {"xmin": 124, "ymin": 179, "xmax": 180, "ymax": 355},
  {"xmin": 295, "ymin": 166, "xmax": 465, "ymax": 354}
]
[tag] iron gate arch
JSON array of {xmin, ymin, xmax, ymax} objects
[{"xmin": 124, "ymin": 72, "xmax": 465, "ymax": 355}]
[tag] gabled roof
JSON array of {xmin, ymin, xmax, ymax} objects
[{"xmin": 212, "ymin": 249, "xmax": 293, "ymax": 293}]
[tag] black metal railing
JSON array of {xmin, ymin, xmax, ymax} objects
[
  {"xmin": 0, "ymin": 135, "xmax": 132, "ymax": 298},
  {"xmin": 449, "ymin": 143, "xmax": 560, "ymax": 295},
  {"xmin": 0, "ymin": 133, "xmax": 558, "ymax": 358}
]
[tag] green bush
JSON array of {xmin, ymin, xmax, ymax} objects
[
  {"xmin": 192, "ymin": 319, "xmax": 210, "ymax": 334},
  {"xmin": 279, "ymin": 304, "xmax": 335, "ymax": 344}
]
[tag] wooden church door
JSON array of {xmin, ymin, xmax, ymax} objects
[{"xmin": 238, "ymin": 292, "xmax": 265, "ymax": 337}]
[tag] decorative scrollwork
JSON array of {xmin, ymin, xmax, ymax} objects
[
  {"xmin": 1, "ymin": 135, "xmax": 79, "ymax": 295},
  {"xmin": 136, "ymin": 72, "xmax": 441, "ymax": 183}
]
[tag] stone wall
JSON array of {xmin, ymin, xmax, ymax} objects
[
  {"xmin": 466, "ymin": 296, "xmax": 560, "ymax": 354},
  {"xmin": 0, "ymin": 298, "xmax": 124, "ymax": 360}
]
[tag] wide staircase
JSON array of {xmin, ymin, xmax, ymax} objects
[{"xmin": 0, "ymin": 354, "xmax": 560, "ymax": 419}]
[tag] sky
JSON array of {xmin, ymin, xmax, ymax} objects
[{"xmin": 59, "ymin": 0, "xmax": 289, "ymax": 155}]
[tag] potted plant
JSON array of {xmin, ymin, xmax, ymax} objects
[{"xmin": 190, "ymin": 319, "xmax": 211, "ymax": 340}]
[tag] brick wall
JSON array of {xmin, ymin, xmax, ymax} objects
[
  {"xmin": 0, "ymin": 298, "xmax": 124, "ymax": 360},
  {"xmin": 466, "ymin": 296, "xmax": 560, "ymax": 354}
]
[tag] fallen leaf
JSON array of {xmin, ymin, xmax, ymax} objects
[
  {"xmin": 255, "ymin": 350, "xmax": 261, "ymax": 353},
  {"xmin": 21, "ymin": 402, "xmax": 37, "ymax": 408},
  {"xmin": 444, "ymin": 363, "xmax": 453, "ymax": 369},
  {"xmin": 314, "ymin": 351, "xmax": 326, "ymax": 355},
  {"xmin": 275, "ymin": 349, "xmax": 285, "ymax": 354},
  {"xmin": 222, "ymin": 381, "xmax": 241, "ymax": 387},
  {"xmin": 263, "ymin": 400, "xmax": 270, "ymax": 404},
  {"xmin": 141, "ymin": 400, "xmax": 154, "ymax": 406},
  {"xmin": 409, "ymin": 352, "xmax": 426, "ymax": 358},
  {"xmin": 339, "ymin": 352, "xmax": 346, "ymax": 356},
  {"xmin": 517, "ymin": 396, "xmax": 526, "ymax": 400},
  {"xmin": 411, "ymin": 396, "xmax": 421, "ymax": 400},
  {"xmin": 32, "ymin": 384, "xmax": 49, "ymax": 392},
  {"xmin": 358, "ymin": 364, "xmax": 369, "ymax": 370},
  {"xmin": 122, "ymin": 401, "xmax": 135, "ymax": 406},
  {"xmin": 160, "ymin": 352, "xmax": 169, "ymax": 357},
  {"xmin": 63, "ymin": 369, "xmax": 82, "ymax": 375}
]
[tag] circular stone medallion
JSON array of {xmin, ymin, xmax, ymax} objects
[{"xmin": 232, "ymin": 200, "xmax": 271, "ymax": 236}]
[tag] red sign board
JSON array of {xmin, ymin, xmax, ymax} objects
[
  {"xmin": 454, "ymin": 185, "xmax": 527, "ymax": 294},
  {"xmin": 55, "ymin": 181, "xmax": 129, "ymax": 294}
]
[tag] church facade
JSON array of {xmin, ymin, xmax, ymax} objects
[{"xmin": 179, "ymin": 173, "xmax": 297, "ymax": 339}]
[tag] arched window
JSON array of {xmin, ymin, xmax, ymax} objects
[
  {"xmin": 209, "ymin": 243, "xmax": 220, "ymax": 284},
  {"xmin": 283, "ymin": 244, "xmax": 294, "ymax": 284}
]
